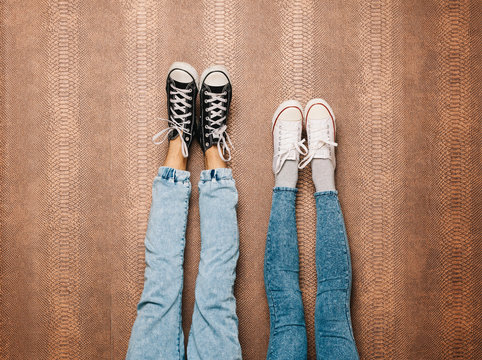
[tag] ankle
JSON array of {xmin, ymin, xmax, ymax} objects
[
  {"xmin": 163, "ymin": 137, "xmax": 188, "ymax": 170},
  {"xmin": 312, "ymin": 158, "xmax": 335, "ymax": 192},
  {"xmin": 204, "ymin": 147, "xmax": 227, "ymax": 170},
  {"xmin": 275, "ymin": 160, "xmax": 298, "ymax": 188}
]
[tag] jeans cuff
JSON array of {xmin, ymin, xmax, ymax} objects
[
  {"xmin": 199, "ymin": 168, "xmax": 233, "ymax": 182},
  {"xmin": 158, "ymin": 166, "xmax": 190, "ymax": 182},
  {"xmin": 314, "ymin": 190, "xmax": 338, "ymax": 197},
  {"xmin": 273, "ymin": 186, "xmax": 298, "ymax": 193}
]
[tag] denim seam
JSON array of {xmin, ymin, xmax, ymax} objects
[
  {"xmin": 315, "ymin": 194, "xmax": 357, "ymax": 349},
  {"xmin": 176, "ymin": 187, "xmax": 190, "ymax": 360},
  {"xmin": 265, "ymin": 242, "xmax": 278, "ymax": 326},
  {"xmin": 264, "ymin": 234, "xmax": 278, "ymax": 360},
  {"xmin": 336, "ymin": 200, "xmax": 357, "ymax": 344}
]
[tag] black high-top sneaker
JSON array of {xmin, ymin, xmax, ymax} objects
[
  {"xmin": 152, "ymin": 62, "xmax": 199, "ymax": 157},
  {"xmin": 198, "ymin": 65, "xmax": 233, "ymax": 161}
]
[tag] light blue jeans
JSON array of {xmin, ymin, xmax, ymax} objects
[
  {"xmin": 126, "ymin": 166, "xmax": 242, "ymax": 360},
  {"xmin": 264, "ymin": 188, "xmax": 359, "ymax": 360}
]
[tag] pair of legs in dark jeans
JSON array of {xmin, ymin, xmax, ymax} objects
[
  {"xmin": 265, "ymin": 189, "xmax": 358, "ymax": 359},
  {"xmin": 266, "ymin": 99, "xmax": 358, "ymax": 359}
]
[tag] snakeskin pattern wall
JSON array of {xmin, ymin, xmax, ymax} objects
[{"xmin": 0, "ymin": 0, "xmax": 480, "ymax": 359}]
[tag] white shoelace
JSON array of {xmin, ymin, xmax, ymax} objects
[
  {"xmin": 298, "ymin": 121, "xmax": 337, "ymax": 169},
  {"xmin": 274, "ymin": 123, "xmax": 308, "ymax": 174},
  {"xmin": 152, "ymin": 85, "xmax": 193, "ymax": 157},
  {"xmin": 203, "ymin": 91, "xmax": 234, "ymax": 161}
]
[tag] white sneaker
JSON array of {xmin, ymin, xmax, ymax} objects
[
  {"xmin": 272, "ymin": 100, "xmax": 308, "ymax": 174},
  {"xmin": 299, "ymin": 98, "xmax": 337, "ymax": 169}
]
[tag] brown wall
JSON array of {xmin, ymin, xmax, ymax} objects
[{"xmin": 0, "ymin": 0, "xmax": 480, "ymax": 359}]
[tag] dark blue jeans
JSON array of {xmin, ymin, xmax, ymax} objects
[{"xmin": 264, "ymin": 187, "xmax": 359, "ymax": 360}]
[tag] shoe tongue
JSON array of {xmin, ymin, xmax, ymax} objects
[
  {"xmin": 313, "ymin": 115, "xmax": 330, "ymax": 120},
  {"xmin": 205, "ymin": 84, "xmax": 226, "ymax": 93},
  {"xmin": 169, "ymin": 80, "xmax": 192, "ymax": 119},
  {"xmin": 281, "ymin": 120, "xmax": 300, "ymax": 130},
  {"xmin": 205, "ymin": 85, "xmax": 227, "ymax": 122},
  {"xmin": 171, "ymin": 79, "xmax": 192, "ymax": 90},
  {"xmin": 311, "ymin": 117, "xmax": 330, "ymax": 127}
]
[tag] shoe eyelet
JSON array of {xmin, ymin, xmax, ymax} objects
[
  {"xmin": 204, "ymin": 91, "xmax": 208, "ymax": 95},
  {"xmin": 205, "ymin": 142, "xmax": 209, "ymax": 147},
  {"xmin": 204, "ymin": 99, "xmax": 208, "ymax": 103},
  {"xmin": 185, "ymin": 136, "xmax": 189, "ymax": 141},
  {"xmin": 205, "ymin": 134, "xmax": 209, "ymax": 137},
  {"xmin": 188, "ymin": 88, "xmax": 192, "ymax": 93},
  {"xmin": 205, "ymin": 125, "xmax": 208, "ymax": 129}
]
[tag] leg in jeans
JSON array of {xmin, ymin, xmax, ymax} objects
[
  {"xmin": 187, "ymin": 168, "xmax": 242, "ymax": 360},
  {"xmin": 126, "ymin": 166, "xmax": 191, "ymax": 360},
  {"xmin": 264, "ymin": 187, "xmax": 307, "ymax": 360},
  {"xmin": 315, "ymin": 191, "xmax": 359, "ymax": 360}
]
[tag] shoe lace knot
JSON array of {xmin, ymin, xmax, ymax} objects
[{"xmin": 298, "ymin": 121, "xmax": 337, "ymax": 169}]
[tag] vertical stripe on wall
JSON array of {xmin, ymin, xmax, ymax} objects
[
  {"xmin": 118, "ymin": 0, "xmax": 164, "ymax": 353},
  {"xmin": 0, "ymin": 0, "xmax": 7, "ymax": 354},
  {"xmin": 358, "ymin": 0, "xmax": 402, "ymax": 358},
  {"xmin": 437, "ymin": 1, "xmax": 476, "ymax": 358},
  {"xmin": 46, "ymin": 0, "xmax": 82, "ymax": 358}
]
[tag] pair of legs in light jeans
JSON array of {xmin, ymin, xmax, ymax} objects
[
  {"xmin": 126, "ymin": 62, "xmax": 240, "ymax": 359},
  {"xmin": 126, "ymin": 166, "xmax": 241, "ymax": 360}
]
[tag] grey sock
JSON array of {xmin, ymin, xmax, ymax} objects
[
  {"xmin": 312, "ymin": 159, "xmax": 335, "ymax": 192},
  {"xmin": 275, "ymin": 160, "xmax": 298, "ymax": 188}
]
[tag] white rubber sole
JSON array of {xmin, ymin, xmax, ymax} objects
[
  {"xmin": 271, "ymin": 100, "xmax": 303, "ymax": 131},
  {"xmin": 200, "ymin": 65, "xmax": 230, "ymax": 87},
  {"xmin": 304, "ymin": 98, "xmax": 336, "ymax": 133},
  {"xmin": 168, "ymin": 61, "xmax": 200, "ymax": 87}
]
